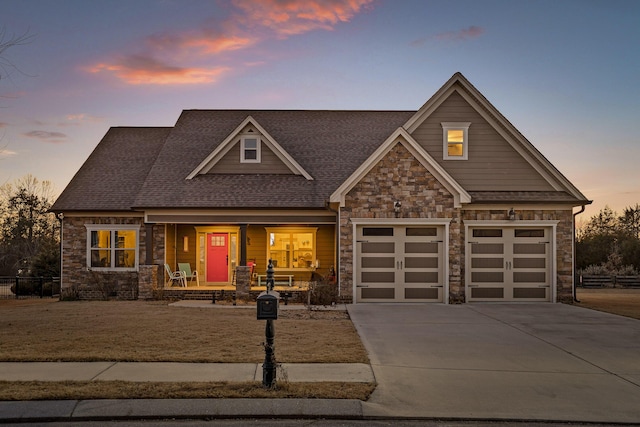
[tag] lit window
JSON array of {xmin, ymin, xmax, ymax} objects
[
  {"xmin": 442, "ymin": 122, "xmax": 470, "ymax": 160},
  {"xmin": 266, "ymin": 228, "xmax": 317, "ymax": 269},
  {"xmin": 86, "ymin": 225, "xmax": 139, "ymax": 270},
  {"xmin": 241, "ymin": 136, "xmax": 260, "ymax": 163}
]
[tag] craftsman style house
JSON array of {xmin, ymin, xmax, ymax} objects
[{"xmin": 52, "ymin": 73, "xmax": 590, "ymax": 303}]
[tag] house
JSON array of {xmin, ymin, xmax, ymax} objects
[{"xmin": 51, "ymin": 73, "xmax": 590, "ymax": 303}]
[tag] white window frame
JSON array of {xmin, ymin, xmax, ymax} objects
[
  {"xmin": 240, "ymin": 136, "xmax": 261, "ymax": 163},
  {"xmin": 442, "ymin": 122, "xmax": 471, "ymax": 160},
  {"xmin": 85, "ymin": 224, "xmax": 139, "ymax": 271}
]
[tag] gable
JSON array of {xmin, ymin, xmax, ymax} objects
[
  {"xmin": 411, "ymin": 90, "xmax": 554, "ymax": 191},
  {"xmin": 404, "ymin": 73, "xmax": 589, "ymax": 202},
  {"xmin": 186, "ymin": 116, "xmax": 313, "ymax": 180},
  {"xmin": 205, "ymin": 125, "xmax": 294, "ymax": 175},
  {"xmin": 345, "ymin": 143, "xmax": 456, "ymax": 214},
  {"xmin": 331, "ymin": 128, "xmax": 471, "ymax": 208}
]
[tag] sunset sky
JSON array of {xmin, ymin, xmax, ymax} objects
[{"xmin": 1, "ymin": 0, "xmax": 639, "ymax": 220}]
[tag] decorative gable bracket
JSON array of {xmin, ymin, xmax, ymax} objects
[{"xmin": 186, "ymin": 115, "xmax": 313, "ymax": 180}]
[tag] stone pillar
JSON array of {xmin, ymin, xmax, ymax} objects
[
  {"xmin": 235, "ymin": 265, "xmax": 251, "ymax": 301},
  {"xmin": 139, "ymin": 264, "xmax": 162, "ymax": 300}
]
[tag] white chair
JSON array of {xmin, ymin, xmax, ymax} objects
[
  {"xmin": 178, "ymin": 262, "xmax": 199, "ymax": 286},
  {"xmin": 164, "ymin": 263, "xmax": 186, "ymax": 287}
]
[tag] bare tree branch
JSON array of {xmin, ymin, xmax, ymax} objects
[{"xmin": 0, "ymin": 26, "xmax": 35, "ymax": 82}]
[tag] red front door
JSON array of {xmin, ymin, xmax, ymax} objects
[{"xmin": 207, "ymin": 233, "xmax": 229, "ymax": 282}]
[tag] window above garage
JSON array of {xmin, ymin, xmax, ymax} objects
[{"xmin": 442, "ymin": 122, "xmax": 471, "ymax": 160}]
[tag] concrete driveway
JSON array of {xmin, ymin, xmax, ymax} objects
[{"xmin": 347, "ymin": 303, "xmax": 640, "ymax": 423}]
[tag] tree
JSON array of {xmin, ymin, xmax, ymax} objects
[
  {"xmin": 0, "ymin": 175, "xmax": 59, "ymax": 276},
  {"xmin": 576, "ymin": 204, "xmax": 640, "ymax": 274}
]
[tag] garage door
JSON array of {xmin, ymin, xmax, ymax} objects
[
  {"xmin": 356, "ymin": 225, "xmax": 445, "ymax": 302},
  {"xmin": 468, "ymin": 227, "xmax": 552, "ymax": 302}
]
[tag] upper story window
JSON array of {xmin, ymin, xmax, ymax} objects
[
  {"xmin": 241, "ymin": 136, "xmax": 261, "ymax": 163},
  {"xmin": 86, "ymin": 224, "xmax": 139, "ymax": 271},
  {"xmin": 442, "ymin": 122, "xmax": 471, "ymax": 160}
]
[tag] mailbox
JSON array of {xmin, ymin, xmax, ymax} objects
[{"xmin": 257, "ymin": 291, "xmax": 279, "ymax": 320}]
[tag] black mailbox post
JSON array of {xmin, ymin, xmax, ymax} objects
[{"xmin": 258, "ymin": 259, "xmax": 278, "ymax": 388}]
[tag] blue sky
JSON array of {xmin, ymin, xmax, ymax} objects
[{"xmin": 1, "ymin": 0, "xmax": 639, "ymax": 220}]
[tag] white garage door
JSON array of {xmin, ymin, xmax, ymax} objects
[
  {"xmin": 467, "ymin": 227, "xmax": 552, "ymax": 302},
  {"xmin": 356, "ymin": 225, "xmax": 445, "ymax": 302}
]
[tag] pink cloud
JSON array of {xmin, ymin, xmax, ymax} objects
[
  {"xmin": 89, "ymin": 55, "xmax": 229, "ymax": 85},
  {"xmin": 232, "ymin": 0, "xmax": 374, "ymax": 36},
  {"xmin": 23, "ymin": 130, "xmax": 68, "ymax": 144},
  {"xmin": 88, "ymin": 0, "xmax": 374, "ymax": 85}
]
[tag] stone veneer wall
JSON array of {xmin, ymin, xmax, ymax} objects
[
  {"xmin": 340, "ymin": 143, "xmax": 460, "ymax": 302},
  {"xmin": 339, "ymin": 142, "xmax": 576, "ymax": 303},
  {"xmin": 61, "ymin": 216, "xmax": 165, "ymax": 300}
]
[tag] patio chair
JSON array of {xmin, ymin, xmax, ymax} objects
[
  {"xmin": 178, "ymin": 262, "xmax": 199, "ymax": 286},
  {"xmin": 164, "ymin": 263, "xmax": 187, "ymax": 287}
]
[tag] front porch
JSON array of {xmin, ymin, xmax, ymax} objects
[{"xmin": 162, "ymin": 283, "xmax": 311, "ymax": 304}]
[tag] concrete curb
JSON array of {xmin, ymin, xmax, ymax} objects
[{"xmin": 0, "ymin": 398, "xmax": 364, "ymax": 422}]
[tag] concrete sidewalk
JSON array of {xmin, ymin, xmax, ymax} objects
[
  {"xmin": 0, "ymin": 362, "xmax": 373, "ymax": 422},
  {"xmin": 0, "ymin": 361, "xmax": 374, "ymax": 383}
]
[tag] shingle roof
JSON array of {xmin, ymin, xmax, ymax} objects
[
  {"xmin": 51, "ymin": 127, "xmax": 170, "ymax": 211},
  {"xmin": 52, "ymin": 108, "xmax": 589, "ymax": 213},
  {"xmin": 132, "ymin": 110, "xmax": 415, "ymax": 209}
]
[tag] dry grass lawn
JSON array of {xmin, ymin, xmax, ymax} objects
[
  {"xmin": 0, "ymin": 300, "xmax": 373, "ymax": 401},
  {"xmin": 0, "ymin": 300, "xmax": 368, "ymax": 363},
  {"xmin": 574, "ymin": 288, "xmax": 640, "ymax": 320}
]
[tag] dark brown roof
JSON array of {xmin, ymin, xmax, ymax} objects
[
  {"xmin": 52, "ymin": 108, "xmax": 589, "ymax": 213},
  {"xmin": 132, "ymin": 110, "xmax": 415, "ymax": 209},
  {"xmin": 51, "ymin": 127, "xmax": 171, "ymax": 211}
]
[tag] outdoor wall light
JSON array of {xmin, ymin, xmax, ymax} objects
[
  {"xmin": 394, "ymin": 201, "xmax": 402, "ymax": 213},
  {"xmin": 183, "ymin": 236, "xmax": 189, "ymax": 252},
  {"xmin": 508, "ymin": 208, "xmax": 516, "ymax": 221}
]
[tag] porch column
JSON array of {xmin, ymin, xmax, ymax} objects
[
  {"xmin": 144, "ymin": 223, "xmax": 154, "ymax": 265},
  {"xmin": 240, "ymin": 224, "xmax": 247, "ymax": 266}
]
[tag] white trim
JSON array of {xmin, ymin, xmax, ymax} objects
[
  {"xmin": 186, "ymin": 115, "xmax": 313, "ymax": 180},
  {"xmin": 240, "ymin": 136, "xmax": 261, "ymax": 163},
  {"xmin": 442, "ymin": 122, "xmax": 471, "ymax": 160},
  {"xmin": 464, "ymin": 221, "xmax": 558, "ymax": 303},
  {"xmin": 330, "ymin": 127, "xmax": 471, "ymax": 208},
  {"xmin": 350, "ymin": 218, "xmax": 452, "ymax": 304},
  {"xmin": 85, "ymin": 224, "xmax": 140, "ymax": 271}
]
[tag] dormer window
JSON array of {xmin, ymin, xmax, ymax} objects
[
  {"xmin": 241, "ymin": 136, "xmax": 260, "ymax": 163},
  {"xmin": 442, "ymin": 122, "xmax": 470, "ymax": 160}
]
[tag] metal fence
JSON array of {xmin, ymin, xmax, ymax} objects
[{"xmin": 0, "ymin": 276, "xmax": 61, "ymax": 299}]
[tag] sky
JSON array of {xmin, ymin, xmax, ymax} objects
[{"xmin": 1, "ymin": 0, "xmax": 639, "ymax": 221}]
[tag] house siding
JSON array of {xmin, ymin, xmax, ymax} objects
[
  {"xmin": 411, "ymin": 91, "xmax": 554, "ymax": 191},
  {"xmin": 211, "ymin": 141, "xmax": 293, "ymax": 174}
]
